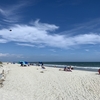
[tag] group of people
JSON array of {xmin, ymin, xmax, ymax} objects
[
  {"xmin": 64, "ymin": 66, "xmax": 73, "ymax": 72},
  {"xmin": 36, "ymin": 62, "xmax": 46, "ymax": 69}
]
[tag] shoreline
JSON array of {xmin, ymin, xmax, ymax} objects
[{"xmin": 43, "ymin": 65, "xmax": 99, "ymax": 72}]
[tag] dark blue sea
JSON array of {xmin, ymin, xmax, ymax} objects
[{"xmin": 39, "ymin": 62, "xmax": 100, "ymax": 72}]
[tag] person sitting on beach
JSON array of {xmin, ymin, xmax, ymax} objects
[
  {"xmin": 40, "ymin": 62, "xmax": 46, "ymax": 69},
  {"xmin": 64, "ymin": 67, "xmax": 72, "ymax": 72},
  {"xmin": 67, "ymin": 66, "xmax": 73, "ymax": 70},
  {"xmin": 21, "ymin": 63, "xmax": 23, "ymax": 66},
  {"xmin": 41, "ymin": 66, "xmax": 45, "ymax": 69},
  {"xmin": 64, "ymin": 67, "xmax": 67, "ymax": 71}
]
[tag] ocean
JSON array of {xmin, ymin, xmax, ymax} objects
[{"xmin": 42, "ymin": 62, "xmax": 100, "ymax": 72}]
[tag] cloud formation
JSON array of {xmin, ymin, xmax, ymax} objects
[
  {"xmin": 16, "ymin": 43, "xmax": 35, "ymax": 47},
  {"xmin": 0, "ymin": 20, "xmax": 100, "ymax": 49},
  {"xmin": 61, "ymin": 18, "xmax": 100, "ymax": 36},
  {"xmin": 0, "ymin": 2, "xmax": 28, "ymax": 24},
  {"xmin": 0, "ymin": 53, "xmax": 23, "ymax": 58},
  {"xmin": 0, "ymin": 53, "xmax": 9, "ymax": 57}
]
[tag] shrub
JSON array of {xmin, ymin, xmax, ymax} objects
[{"xmin": 0, "ymin": 61, "xmax": 2, "ymax": 64}]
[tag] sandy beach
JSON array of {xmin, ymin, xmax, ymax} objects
[{"xmin": 0, "ymin": 63, "xmax": 100, "ymax": 100}]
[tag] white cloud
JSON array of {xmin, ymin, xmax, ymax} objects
[
  {"xmin": 0, "ymin": 53, "xmax": 9, "ymax": 57},
  {"xmin": 0, "ymin": 39, "xmax": 7, "ymax": 43},
  {"xmin": 0, "ymin": 9, "xmax": 5, "ymax": 15},
  {"xmin": 0, "ymin": 20, "xmax": 100, "ymax": 49},
  {"xmin": 85, "ymin": 49, "xmax": 89, "ymax": 52},
  {"xmin": 37, "ymin": 45, "xmax": 45, "ymax": 48},
  {"xmin": 50, "ymin": 49, "xmax": 56, "ymax": 52},
  {"xmin": 0, "ymin": 2, "xmax": 28, "ymax": 23},
  {"xmin": 17, "ymin": 43, "xmax": 35, "ymax": 47},
  {"xmin": 62, "ymin": 18, "xmax": 100, "ymax": 36},
  {"xmin": 0, "ymin": 53, "xmax": 23, "ymax": 58},
  {"xmin": 31, "ymin": 19, "xmax": 58, "ymax": 31}
]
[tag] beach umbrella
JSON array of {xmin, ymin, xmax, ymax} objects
[
  {"xmin": 39, "ymin": 62, "xmax": 43, "ymax": 66},
  {"xmin": 39, "ymin": 62, "xmax": 43, "ymax": 64},
  {"xmin": 25, "ymin": 61, "xmax": 28, "ymax": 64},
  {"xmin": 19, "ymin": 61, "xmax": 24, "ymax": 64}
]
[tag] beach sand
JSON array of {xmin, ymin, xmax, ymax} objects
[{"xmin": 0, "ymin": 63, "xmax": 100, "ymax": 100}]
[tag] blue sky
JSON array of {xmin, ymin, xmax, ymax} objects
[{"xmin": 0, "ymin": 0, "xmax": 100, "ymax": 62}]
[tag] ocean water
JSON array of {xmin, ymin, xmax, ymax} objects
[{"xmin": 42, "ymin": 62, "xmax": 100, "ymax": 72}]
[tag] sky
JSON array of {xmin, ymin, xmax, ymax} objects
[{"xmin": 0, "ymin": 0, "xmax": 100, "ymax": 62}]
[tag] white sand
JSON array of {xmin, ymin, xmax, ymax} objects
[{"xmin": 0, "ymin": 64, "xmax": 100, "ymax": 100}]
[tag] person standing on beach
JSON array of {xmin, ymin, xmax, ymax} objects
[{"xmin": 98, "ymin": 69, "xmax": 100, "ymax": 74}]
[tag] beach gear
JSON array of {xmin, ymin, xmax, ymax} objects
[{"xmin": 19, "ymin": 61, "xmax": 28, "ymax": 66}]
